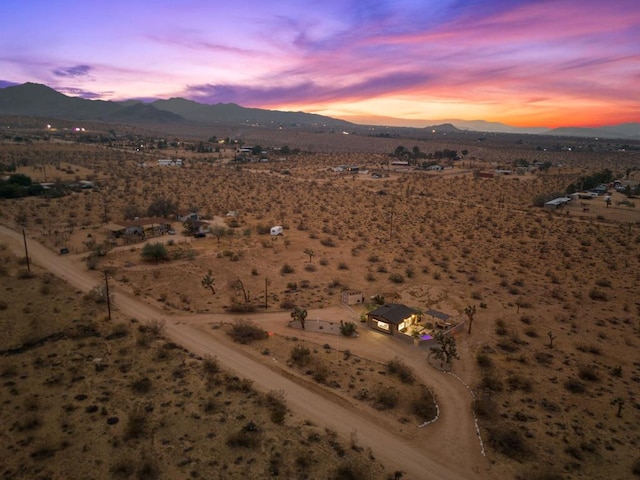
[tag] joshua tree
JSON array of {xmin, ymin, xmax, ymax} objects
[
  {"xmin": 201, "ymin": 270, "xmax": 216, "ymax": 294},
  {"xmin": 611, "ymin": 397, "xmax": 625, "ymax": 417},
  {"xmin": 303, "ymin": 248, "xmax": 315, "ymax": 263},
  {"xmin": 291, "ymin": 306, "xmax": 308, "ymax": 330},
  {"xmin": 432, "ymin": 331, "xmax": 459, "ymax": 366},
  {"xmin": 547, "ymin": 330, "xmax": 557, "ymax": 349},
  {"xmin": 464, "ymin": 305, "xmax": 476, "ymax": 334}
]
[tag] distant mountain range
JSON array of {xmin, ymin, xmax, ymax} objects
[{"xmin": 0, "ymin": 82, "xmax": 637, "ymax": 140}]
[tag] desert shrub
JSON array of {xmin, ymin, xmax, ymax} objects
[
  {"xmin": 588, "ymin": 288, "xmax": 609, "ymax": 301},
  {"xmin": 488, "ymin": 427, "xmax": 529, "ymax": 459},
  {"xmin": 576, "ymin": 343, "xmax": 601, "ymax": 355},
  {"xmin": 337, "ymin": 261, "xmax": 349, "ymax": 270},
  {"xmin": 290, "ymin": 345, "xmax": 311, "ymax": 366},
  {"xmin": 0, "ymin": 300, "xmax": 8, "ymax": 310},
  {"xmin": 386, "ymin": 357, "xmax": 415, "ymax": 384},
  {"xmin": 495, "ymin": 319, "xmax": 508, "ymax": 336},
  {"xmin": 256, "ymin": 224, "xmax": 271, "ymax": 235},
  {"xmin": 84, "ymin": 284, "xmax": 108, "ymax": 304},
  {"xmin": 110, "ymin": 458, "xmax": 135, "ymax": 478},
  {"xmin": 534, "ymin": 351, "xmax": 554, "ymax": 365},
  {"xmin": 224, "ymin": 374, "xmax": 255, "ymax": 393},
  {"xmin": 130, "ymin": 377, "xmax": 152, "ymax": 394},
  {"xmin": 202, "ymin": 355, "xmax": 220, "ymax": 375},
  {"xmin": 304, "ymin": 263, "xmax": 317, "ymax": 272},
  {"xmin": 564, "ymin": 377, "xmax": 586, "ymax": 393},
  {"xmin": 388, "ymin": 272, "xmax": 404, "ymax": 284},
  {"xmin": 595, "ymin": 278, "xmax": 612, "ymax": 288},
  {"xmin": 331, "ymin": 458, "xmax": 372, "ymax": 480},
  {"xmin": 228, "ymin": 319, "xmax": 268, "ymax": 344},
  {"xmin": 578, "ymin": 364, "xmax": 599, "ymax": 382},
  {"xmin": 124, "ymin": 409, "xmax": 147, "ymax": 440},
  {"xmin": 476, "ymin": 353, "xmax": 493, "ymax": 369},
  {"xmin": 480, "ymin": 373, "xmax": 503, "ymax": 392},
  {"xmin": 276, "ymin": 296, "xmax": 294, "ymax": 309},
  {"xmin": 319, "ymin": 258, "xmax": 329, "ymax": 266},
  {"xmin": 137, "ymin": 458, "xmax": 161, "ymax": 480},
  {"xmin": 264, "ymin": 390, "xmax": 287, "ymax": 424},
  {"xmin": 226, "ymin": 421, "xmax": 261, "ymax": 448},
  {"xmin": 139, "ymin": 319, "xmax": 165, "ymax": 338},
  {"xmin": 339, "ymin": 321, "xmax": 357, "ymax": 337},
  {"xmin": 524, "ymin": 327, "xmax": 538, "ymax": 338},
  {"xmin": 474, "ymin": 395, "xmax": 498, "ymax": 420},
  {"xmin": 411, "ymin": 389, "xmax": 437, "ymax": 420},
  {"xmin": 320, "ymin": 237, "xmax": 336, "ymax": 247},
  {"xmin": 107, "ymin": 322, "xmax": 130, "ymax": 339},
  {"xmin": 227, "ymin": 302, "xmax": 257, "ymax": 313},
  {"xmin": 507, "ymin": 375, "xmax": 533, "ymax": 393},
  {"xmin": 632, "ymin": 457, "xmax": 640, "ymax": 475},
  {"xmin": 140, "ymin": 242, "xmax": 168, "ymax": 262},
  {"xmin": 373, "ymin": 385, "xmax": 399, "ymax": 410},
  {"xmin": 311, "ymin": 362, "xmax": 330, "ymax": 383},
  {"xmin": 280, "ymin": 263, "xmax": 294, "ymax": 274}
]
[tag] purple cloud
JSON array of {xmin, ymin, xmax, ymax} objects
[
  {"xmin": 52, "ymin": 65, "xmax": 93, "ymax": 78},
  {"xmin": 0, "ymin": 80, "xmax": 19, "ymax": 89},
  {"xmin": 56, "ymin": 86, "xmax": 107, "ymax": 99}
]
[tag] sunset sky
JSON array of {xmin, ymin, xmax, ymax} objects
[{"xmin": 0, "ymin": 0, "xmax": 638, "ymax": 128}]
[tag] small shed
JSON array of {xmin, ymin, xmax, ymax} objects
[
  {"xmin": 544, "ymin": 197, "xmax": 571, "ymax": 210},
  {"xmin": 342, "ymin": 290, "xmax": 364, "ymax": 306},
  {"xmin": 270, "ymin": 225, "xmax": 283, "ymax": 236},
  {"xmin": 367, "ymin": 303, "xmax": 418, "ymax": 335}
]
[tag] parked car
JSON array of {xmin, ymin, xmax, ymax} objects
[{"xmin": 167, "ymin": 229, "xmax": 176, "ymax": 235}]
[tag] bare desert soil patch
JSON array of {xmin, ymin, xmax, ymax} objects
[{"xmin": 2, "ymin": 125, "xmax": 640, "ymax": 479}]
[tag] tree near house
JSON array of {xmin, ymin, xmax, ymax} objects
[
  {"xmin": 210, "ymin": 226, "xmax": 227, "ymax": 245},
  {"xmin": 141, "ymin": 242, "xmax": 168, "ymax": 262},
  {"xmin": 201, "ymin": 270, "xmax": 215, "ymax": 294},
  {"xmin": 290, "ymin": 307, "xmax": 308, "ymax": 330},
  {"xmin": 147, "ymin": 197, "xmax": 177, "ymax": 218},
  {"xmin": 303, "ymin": 248, "xmax": 315, "ymax": 263},
  {"xmin": 432, "ymin": 331, "xmax": 459, "ymax": 367},
  {"xmin": 464, "ymin": 305, "xmax": 476, "ymax": 334}
]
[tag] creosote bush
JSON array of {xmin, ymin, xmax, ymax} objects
[
  {"xmin": 385, "ymin": 357, "xmax": 415, "ymax": 384},
  {"xmin": 228, "ymin": 319, "xmax": 268, "ymax": 344}
]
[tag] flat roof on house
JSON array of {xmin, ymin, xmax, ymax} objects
[
  {"xmin": 367, "ymin": 304, "xmax": 416, "ymax": 324},
  {"xmin": 425, "ymin": 309, "xmax": 451, "ymax": 321}
]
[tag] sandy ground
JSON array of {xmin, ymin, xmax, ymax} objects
[{"xmin": 0, "ymin": 224, "xmax": 513, "ymax": 480}]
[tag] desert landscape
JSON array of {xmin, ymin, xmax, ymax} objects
[{"xmin": 1, "ymin": 118, "xmax": 640, "ymax": 480}]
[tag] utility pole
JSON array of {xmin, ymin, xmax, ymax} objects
[
  {"xmin": 22, "ymin": 227, "xmax": 30, "ymax": 273},
  {"xmin": 104, "ymin": 270, "xmax": 112, "ymax": 321},
  {"xmin": 264, "ymin": 278, "xmax": 269, "ymax": 309}
]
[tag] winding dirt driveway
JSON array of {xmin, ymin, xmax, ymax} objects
[{"xmin": 1, "ymin": 225, "xmax": 503, "ymax": 480}]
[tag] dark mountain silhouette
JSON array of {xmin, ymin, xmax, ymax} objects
[
  {"xmin": 0, "ymin": 82, "xmax": 636, "ymax": 139},
  {"xmin": 151, "ymin": 97, "xmax": 353, "ymax": 128},
  {"xmin": 545, "ymin": 123, "xmax": 639, "ymax": 140}
]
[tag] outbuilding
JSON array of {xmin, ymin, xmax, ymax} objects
[{"xmin": 270, "ymin": 225, "xmax": 283, "ymax": 236}]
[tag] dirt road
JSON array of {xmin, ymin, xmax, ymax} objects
[{"xmin": 1, "ymin": 225, "xmax": 501, "ymax": 480}]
